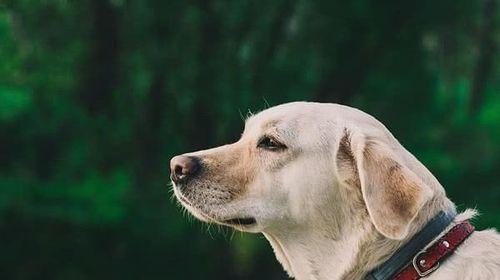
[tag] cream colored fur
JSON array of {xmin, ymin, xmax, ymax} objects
[{"xmin": 172, "ymin": 102, "xmax": 500, "ymax": 280}]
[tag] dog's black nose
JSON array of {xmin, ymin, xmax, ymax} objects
[{"xmin": 170, "ymin": 155, "xmax": 200, "ymax": 183}]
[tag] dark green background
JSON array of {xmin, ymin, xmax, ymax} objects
[{"xmin": 0, "ymin": 0, "xmax": 498, "ymax": 279}]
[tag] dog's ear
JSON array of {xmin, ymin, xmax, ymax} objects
[{"xmin": 336, "ymin": 129, "xmax": 432, "ymax": 239}]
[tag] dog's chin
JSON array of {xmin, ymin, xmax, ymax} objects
[{"xmin": 173, "ymin": 185, "xmax": 259, "ymax": 232}]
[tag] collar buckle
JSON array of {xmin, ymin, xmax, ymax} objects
[{"xmin": 412, "ymin": 251, "xmax": 439, "ymax": 277}]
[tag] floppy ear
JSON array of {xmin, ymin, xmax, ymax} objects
[{"xmin": 336, "ymin": 129, "xmax": 433, "ymax": 239}]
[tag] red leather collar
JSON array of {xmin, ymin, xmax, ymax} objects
[{"xmin": 393, "ymin": 220, "xmax": 475, "ymax": 280}]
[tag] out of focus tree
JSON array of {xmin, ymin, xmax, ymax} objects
[{"xmin": 0, "ymin": 0, "xmax": 498, "ymax": 279}]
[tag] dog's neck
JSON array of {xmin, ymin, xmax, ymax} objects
[
  {"xmin": 263, "ymin": 198, "xmax": 455, "ymax": 280},
  {"xmin": 264, "ymin": 218, "xmax": 378, "ymax": 280},
  {"xmin": 264, "ymin": 222, "xmax": 372, "ymax": 280}
]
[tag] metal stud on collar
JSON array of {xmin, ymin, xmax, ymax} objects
[{"xmin": 412, "ymin": 251, "xmax": 440, "ymax": 277}]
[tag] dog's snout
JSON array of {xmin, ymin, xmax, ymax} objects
[{"xmin": 170, "ymin": 155, "xmax": 200, "ymax": 184}]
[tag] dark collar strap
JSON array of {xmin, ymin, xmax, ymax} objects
[
  {"xmin": 363, "ymin": 211, "xmax": 456, "ymax": 280},
  {"xmin": 393, "ymin": 220, "xmax": 474, "ymax": 280}
]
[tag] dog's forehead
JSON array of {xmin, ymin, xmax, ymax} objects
[
  {"xmin": 245, "ymin": 102, "xmax": 346, "ymax": 133},
  {"xmin": 244, "ymin": 102, "xmax": 313, "ymax": 135},
  {"xmin": 243, "ymin": 102, "xmax": 385, "ymax": 142}
]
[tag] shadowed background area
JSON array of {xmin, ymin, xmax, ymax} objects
[{"xmin": 0, "ymin": 0, "xmax": 499, "ymax": 279}]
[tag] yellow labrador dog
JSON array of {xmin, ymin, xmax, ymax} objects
[{"xmin": 170, "ymin": 102, "xmax": 500, "ymax": 280}]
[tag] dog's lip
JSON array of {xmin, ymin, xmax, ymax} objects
[
  {"xmin": 176, "ymin": 194, "xmax": 216, "ymax": 221},
  {"xmin": 177, "ymin": 194, "xmax": 192, "ymax": 206},
  {"xmin": 222, "ymin": 217, "xmax": 257, "ymax": 226},
  {"xmin": 174, "ymin": 188, "xmax": 257, "ymax": 227}
]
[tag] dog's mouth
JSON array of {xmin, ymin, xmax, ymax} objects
[
  {"xmin": 174, "ymin": 189, "xmax": 257, "ymax": 228},
  {"xmin": 222, "ymin": 217, "xmax": 257, "ymax": 226}
]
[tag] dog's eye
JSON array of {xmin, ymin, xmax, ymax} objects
[{"xmin": 257, "ymin": 136, "xmax": 286, "ymax": 151}]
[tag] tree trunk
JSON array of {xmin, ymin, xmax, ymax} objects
[
  {"xmin": 470, "ymin": 0, "xmax": 497, "ymax": 116},
  {"xmin": 79, "ymin": 0, "xmax": 119, "ymax": 115}
]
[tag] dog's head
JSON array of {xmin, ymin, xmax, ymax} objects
[{"xmin": 171, "ymin": 102, "xmax": 436, "ymax": 239}]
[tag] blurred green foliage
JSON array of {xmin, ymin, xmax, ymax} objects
[{"xmin": 0, "ymin": 0, "xmax": 498, "ymax": 279}]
